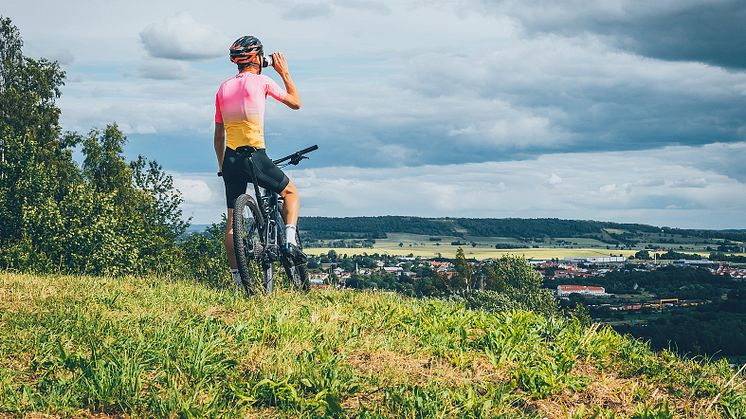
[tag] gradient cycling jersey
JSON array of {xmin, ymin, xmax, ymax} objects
[{"xmin": 215, "ymin": 72, "xmax": 287, "ymax": 149}]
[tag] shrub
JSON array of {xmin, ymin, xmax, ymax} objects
[{"xmin": 466, "ymin": 288, "xmax": 558, "ymax": 317}]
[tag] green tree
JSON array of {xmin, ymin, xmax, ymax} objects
[
  {"xmin": 178, "ymin": 220, "xmax": 229, "ymax": 287},
  {"xmin": 0, "ymin": 17, "xmax": 192, "ymax": 277},
  {"xmin": 485, "ymin": 254, "xmax": 543, "ymax": 291},
  {"xmin": 467, "ymin": 255, "xmax": 558, "ymax": 316},
  {"xmin": 452, "ymin": 247, "xmax": 474, "ymax": 294},
  {"xmin": 82, "ymin": 124, "xmax": 132, "ymax": 194},
  {"xmin": 130, "ymin": 155, "xmax": 189, "ymax": 238},
  {"xmin": 634, "ymin": 250, "xmax": 651, "ymax": 260},
  {"xmin": 0, "ymin": 16, "xmax": 75, "ymax": 245}
]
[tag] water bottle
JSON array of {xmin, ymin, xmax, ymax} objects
[{"xmin": 262, "ymin": 54, "xmax": 274, "ymax": 68}]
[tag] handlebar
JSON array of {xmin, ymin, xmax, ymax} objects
[
  {"xmin": 219, "ymin": 145, "xmax": 318, "ymax": 176},
  {"xmin": 273, "ymin": 145, "xmax": 319, "ymax": 165}
]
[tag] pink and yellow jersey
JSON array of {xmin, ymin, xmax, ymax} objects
[{"xmin": 215, "ymin": 72, "xmax": 287, "ymax": 150}]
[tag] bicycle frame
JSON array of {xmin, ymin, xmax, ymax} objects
[
  {"xmin": 239, "ymin": 144, "xmax": 318, "ymax": 241},
  {"xmin": 243, "ymin": 155, "xmax": 279, "ymax": 292},
  {"xmin": 234, "ymin": 144, "xmax": 317, "ymax": 293}
]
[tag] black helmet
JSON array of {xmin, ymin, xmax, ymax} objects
[{"xmin": 229, "ymin": 36, "xmax": 263, "ymax": 67}]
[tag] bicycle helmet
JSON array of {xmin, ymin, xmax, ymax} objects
[{"xmin": 229, "ymin": 35, "xmax": 264, "ymax": 70}]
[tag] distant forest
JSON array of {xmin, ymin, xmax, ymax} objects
[{"xmin": 298, "ymin": 216, "xmax": 746, "ymax": 241}]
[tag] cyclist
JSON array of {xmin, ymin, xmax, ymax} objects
[{"xmin": 214, "ymin": 35, "xmax": 305, "ymax": 288}]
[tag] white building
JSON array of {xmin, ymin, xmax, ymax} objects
[
  {"xmin": 556, "ymin": 285, "xmax": 608, "ymax": 297},
  {"xmin": 564, "ymin": 256, "xmax": 626, "ymax": 264}
]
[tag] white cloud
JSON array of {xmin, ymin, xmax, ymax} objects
[
  {"xmin": 137, "ymin": 59, "xmax": 190, "ymax": 80},
  {"xmin": 139, "ymin": 12, "xmax": 225, "ymax": 60},
  {"xmin": 281, "ymin": 2, "xmax": 333, "ymax": 20},
  {"xmin": 5, "ymin": 0, "xmax": 745, "ymax": 230},
  {"xmin": 171, "ymin": 174, "xmax": 214, "ymax": 204},
  {"xmin": 174, "ymin": 142, "xmax": 746, "ymax": 229},
  {"xmin": 13, "ymin": 0, "xmax": 744, "ymax": 164},
  {"xmin": 50, "ymin": 49, "xmax": 74, "ymax": 66}
]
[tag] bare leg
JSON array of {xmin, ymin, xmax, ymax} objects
[
  {"xmin": 224, "ymin": 208, "xmax": 237, "ymax": 269},
  {"xmin": 279, "ymin": 180, "xmax": 299, "ymax": 226}
]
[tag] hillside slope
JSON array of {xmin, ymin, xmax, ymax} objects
[
  {"xmin": 0, "ymin": 272, "xmax": 744, "ymax": 417},
  {"xmin": 299, "ymin": 216, "xmax": 746, "ymax": 242}
]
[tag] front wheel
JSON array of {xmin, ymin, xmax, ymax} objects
[{"xmin": 233, "ymin": 194, "xmax": 264, "ymax": 295}]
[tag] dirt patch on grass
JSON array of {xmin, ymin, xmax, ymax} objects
[
  {"xmin": 204, "ymin": 306, "xmax": 239, "ymax": 323},
  {"xmin": 0, "ymin": 275, "xmax": 43, "ymax": 312},
  {"xmin": 340, "ymin": 390, "xmax": 386, "ymax": 413},
  {"xmin": 346, "ymin": 349, "xmax": 507, "ymax": 387},
  {"xmin": 21, "ymin": 411, "xmax": 129, "ymax": 418},
  {"xmin": 530, "ymin": 362, "xmax": 721, "ymax": 418}
]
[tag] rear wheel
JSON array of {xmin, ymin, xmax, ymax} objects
[{"xmin": 232, "ymin": 194, "xmax": 264, "ymax": 296}]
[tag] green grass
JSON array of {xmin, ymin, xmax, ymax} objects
[{"xmin": 1, "ymin": 272, "xmax": 744, "ymax": 418}]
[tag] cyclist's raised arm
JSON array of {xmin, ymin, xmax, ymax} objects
[{"xmin": 271, "ymin": 52, "xmax": 301, "ymax": 110}]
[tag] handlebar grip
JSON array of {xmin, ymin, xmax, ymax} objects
[
  {"xmin": 298, "ymin": 145, "xmax": 319, "ymax": 155},
  {"xmin": 273, "ymin": 144, "xmax": 319, "ymax": 165}
]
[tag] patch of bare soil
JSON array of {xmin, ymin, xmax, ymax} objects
[
  {"xmin": 342, "ymin": 349, "xmax": 508, "ymax": 413},
  {"xmin": 530, "ymin": 362, "xmax": 721, "ymax": 418},
  {"xmin": 18, "ymin": 411, "xmax": 129, "ymax": 418},
  {"xmin": 346, "ymin": 349, "xmax": 507, "ymax": 387},
  {"xmin": 204, "ymin": 306, "xmax": 238, "ymax": 323}
]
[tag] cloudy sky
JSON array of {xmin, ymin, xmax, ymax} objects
[{"xmin": 4, "ymin": 0, "xmax": 746, "ymax": 228}]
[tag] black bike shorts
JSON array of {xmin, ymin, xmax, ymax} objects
[{"xmin": 222, "ymin": 147, "xmax": 290, "ymax": 208}]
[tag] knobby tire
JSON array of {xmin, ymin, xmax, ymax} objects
[{"xmin": 232, "ymin": 194, "xmax": 264, "ymax": 296}]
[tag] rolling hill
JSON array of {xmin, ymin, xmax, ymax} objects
[{"xmin": 298, "ymin": 216, "xmax": 746, "ymax": 243}]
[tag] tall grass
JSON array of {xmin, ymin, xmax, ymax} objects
[{"xmin": 0, "ymin": 272, "xmax": 743, "ymax": 417}]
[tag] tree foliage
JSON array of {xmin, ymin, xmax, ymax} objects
[
  {"xmin": 467, "ymin": 255, "xmax": 558, "ymax": 316},
  {"xmin": 0, "ymin": 17, "xmax": 224, "ymax": 279},
  {"xmin": 0, "ymin": 16, "xmax": 74, "ymax": 243}
]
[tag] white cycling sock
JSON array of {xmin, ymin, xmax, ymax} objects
[{"xmin": 285, "ymin": 224, "xmax": 297, "ymax": 246}]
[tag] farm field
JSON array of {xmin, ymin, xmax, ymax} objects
[
  {"xmin": 304, "ymin": 231, "xmax": 746, "ymax": 259},
  {"xmin": 305, "ymin": 232, "xmax": 637, "ymax": 259},
  {"xmin": 552, "ymin": 237, "xmax": 612, "ymax": 247},
  {"xmin": 305, "ymin": 246, "xmax": 640, "ymax": 259}
]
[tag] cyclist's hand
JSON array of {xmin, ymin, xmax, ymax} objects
[{"xmin": 272, "ymin": 52, "xmax": 289, "ymax": 76}]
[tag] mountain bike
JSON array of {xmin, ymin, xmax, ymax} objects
[{"xmin": 231, "ymin": 145, "xmax": 318, "ymax": 295}]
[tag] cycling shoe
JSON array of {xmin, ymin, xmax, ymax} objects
[{"xmin": 284, "ymin": 242, "xmax": 307, "ymax": 264}]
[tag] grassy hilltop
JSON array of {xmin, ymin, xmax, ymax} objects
[{"xmin": 1, "ymin": 272, "xmax": 744, "ymax": 418}]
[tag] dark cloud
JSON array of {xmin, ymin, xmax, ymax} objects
[
  {"xmin": 613, "ymin": 1, "xmax": 746, "ymax": 70},
  {"xmin": 468, "ymin": 0, "xmax": 746, "ymax": 70}
]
